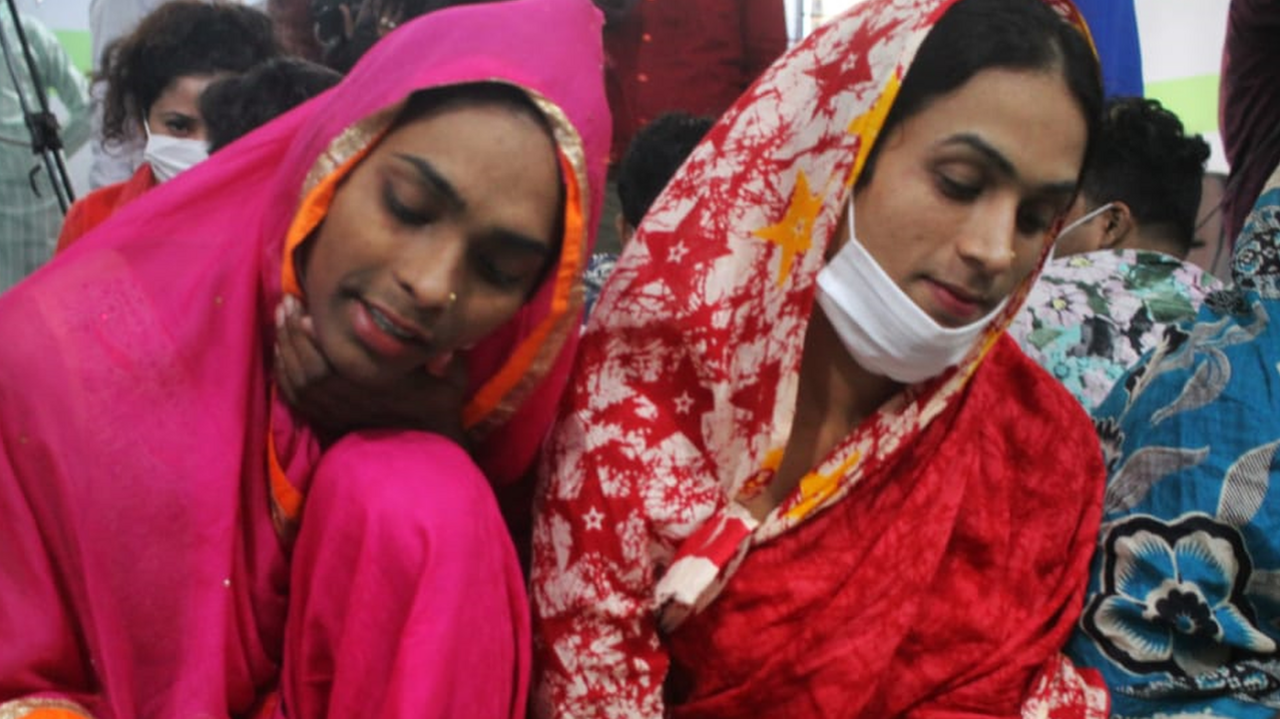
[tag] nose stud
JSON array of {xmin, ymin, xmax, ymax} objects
[{"xmin": 448, "ymin": 292, "xmax": 458, "ymax": 305}]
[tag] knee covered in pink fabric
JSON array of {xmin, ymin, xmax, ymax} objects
[{"xmin": 307, "ymin": 430, "xmax": 501, "ymax": 542}]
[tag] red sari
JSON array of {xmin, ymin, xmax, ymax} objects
[
  {"xmin": 666, "ymin": 336, "xmax": 1105, "ymax": 718},
  {"xmin": 532, "ymin": 0, "xmax": 1107, "ymax": 716}
]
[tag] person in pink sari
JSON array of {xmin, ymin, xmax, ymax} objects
[{"xmin": 0, "ymin": 0, "xmax": 609, "ymax": 717}]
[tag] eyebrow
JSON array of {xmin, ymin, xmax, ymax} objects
[
  {"xmin": 394, "ymin": 153, "xmax": 465, "ymax": 210},
  {"xmin": 939, "ymin": 133, "xmax": 1078, "ymax": 197},
  {"xmin": 394, "ymin": 153, "xmax": 553, "ymax": 256},
  {"xmin": 491, "ymin": 228, "xmax": 553, "ymax": 258}
]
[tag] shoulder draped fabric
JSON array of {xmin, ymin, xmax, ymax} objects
[
  {"xmin": 0, "ymin": 0, "xmax": 609, "ymax": 717},
  {"xmin": 532, "ymin": 0, "xmax": 1108, "ymax": 717},
  {"xmin": 1066, "ymin": 168, "xmax": 1280, "ymax": 716}
]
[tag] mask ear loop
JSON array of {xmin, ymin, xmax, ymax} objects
[{"xmin": 1055, "ymin": 201, "xmax": 1116, "ymax": 240}]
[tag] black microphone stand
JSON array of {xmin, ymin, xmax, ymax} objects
[{"xmin": 0, "ymin": 0, "xmax": 76, "ymax": 213}]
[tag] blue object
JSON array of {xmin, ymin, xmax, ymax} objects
[{"xmin": 1075, "ymin": 0, "xmax": 1144, "ymax": 98}]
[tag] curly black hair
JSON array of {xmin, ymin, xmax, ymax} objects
[
  {"xmin": 1081, "ymin": 97, "xmax": 1211, "ymax": 254},
  {"xmin": 200, "ymin": 57, "xmax": 341, "ymax": 152},
  {"xmin": 98, "ymin": 1, "xmax": 282, "ymax": 144}
]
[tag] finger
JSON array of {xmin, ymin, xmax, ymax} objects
[{"xmin": 283, "ymin": 311, "xmax": 330, "ymax": 384}]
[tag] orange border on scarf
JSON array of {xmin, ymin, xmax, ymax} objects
[
  {"xmin": 269, "ymin": 144, "xmax": 374, "ymax": 528},
  {"xmin": 461, "ymin": 149, "xmax": 584, "ymax": 428}
]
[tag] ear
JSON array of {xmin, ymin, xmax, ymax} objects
[{"xmin": 1098, "ymin": 201, "xmax": 1133, "ymax": 250}]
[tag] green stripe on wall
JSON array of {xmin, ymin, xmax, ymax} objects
[
  {"xmin": 1144, "ymin": 74, "xmax": 1220, "ymax": 136},
  {"xmin": 53, "ymin": 29, "xmax": 93, "ymax": 75}
]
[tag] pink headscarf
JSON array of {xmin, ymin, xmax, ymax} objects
[{"xmin": 0, "ymin": 0, "xmax": 608, "ymax": 716}]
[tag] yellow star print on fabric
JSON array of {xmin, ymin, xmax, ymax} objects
[
  {"xmin": 784, "ymin": 450, "xmax": 862, "ymax": 521},
  {"xmin": 846, "ymin": 70, "xmax": 901, "ymax": 186},
  {"xmin": 753, "ymin": 170, "xmax": 825, "ymax": 287}
]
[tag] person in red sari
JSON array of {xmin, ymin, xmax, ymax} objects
[
  {"xmin": 532, "ymin": 0, "xmax": 1110, "ymax": 716},
  {"xmin": 0, "ymin": 0, "xmax": 609, "ymax": 717}
]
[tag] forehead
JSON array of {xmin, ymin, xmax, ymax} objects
[
  {"xmin": 365, "ymin": 100, "xmax": 562, "ymax": 232},
  {"xmin": 380, "ymin": 99, "xmax": 550, "ymax": 152},
  {"xmin": 895, "ymin": 67, "xmax": 1087, "ymax": 187},
  {"xmin": 154, "ymin": 74, "xmax": 219, "ymax": 112}
]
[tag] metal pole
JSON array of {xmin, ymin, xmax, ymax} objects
[{"xmin": 0, "ymin": 0, "xmax": 76, "ymax": 213}]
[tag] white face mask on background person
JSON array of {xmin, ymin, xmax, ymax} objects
[
  {"xmin": 814, "ymin": 202, "xmax": 1009, "ymax": 385},
  {"xmin": 143, "ymin": 121, "xmax": 209, "ymax": 183}
]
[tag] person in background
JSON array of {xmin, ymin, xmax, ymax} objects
[
  {"xmin": 0, "ymin": 10, "xmax": 89, "ymax": 292},
  {"xmin": 86, "ymin": 0, "xmax": 169, "ymax": 189},
  {"xmin": 533, "ymin": 0, "xmax": 1108, "ymax": 716},
  {"xmin": 268, "ymin": 0, "xmax": 326, "ymax": 61},
  {"xmin": 1219, "ymin": 0, "xmax": 1280, "ymax": 246},
  {"xmin": 56, "ymin": 0, "xmax": 280, "ymax": 250},
  {"xmin": 0, "ymin": 0, "xmax": 608, "ymax": 716},
  {"xmin": 1065, "ymin": 159, "xmax": 1280, "ymax": 718},
  {"xmin": 591, "ymin": 0, "xmax": 787, "ymax": 255},
  {"xmin": 584, "ymin": 110, "xmax": 713, "ymax": 318},
  {"xmin": 1010, "ymin": 97, "xmax": 1219, "ymax": 411},
  {"xmin": 305, "ymin": 0, "xmax": 494, "ymax": 73},
  {"xmin": 199, "ymin": 56, "xmax": 340, "ymax": 153}
]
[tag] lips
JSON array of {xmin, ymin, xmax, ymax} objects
[
  {"xmin": 349, "ymin": 298, "xmax": 432, "ymax": 361},
  {"xmin": 924, "ymin": 278, "xmax": 989, "ymax": 325}
]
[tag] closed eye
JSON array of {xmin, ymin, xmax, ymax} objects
[
  {"xmin": 936, "ymin": 173, "xmax": 981, "ymax": 202},
  {"xmin": 383, "ymin": 183, "xmax": 433, "ymax": 225}
]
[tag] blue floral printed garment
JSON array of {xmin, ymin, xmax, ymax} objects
[
  {"xmin": 1009, "ymin": 249, "xmax": 1221, "ymax": 411},
  {"xmin": 583, "ymin": 251, "xmax": 618, "ymax": 322},
  {"xmin": 1066, "ymin": 179, "xmax": 1280, "ymax": 718}
]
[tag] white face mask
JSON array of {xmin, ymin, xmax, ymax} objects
[
  {"xmin": 814, "ymin": 202, "xmax": 1009, "ymax": 384},
  {"xmin": 143, "ymin": 121, "xmax": 209, "ymax": 183}
]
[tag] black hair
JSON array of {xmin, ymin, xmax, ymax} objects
[
  {"xmin": 315, "ymin": 0, "xmax": 497, "ymax": 73},
  {"xmin": 397, "ymin": 82, "xmax": 567, "ymax": 286},
  {"xmin": 200, "ymin": 57, "xmax": 342, "ymax": 152},
  {"xmin": 858, "ymin": 0, "xmax": 1103, "ymax": 189},
  {"xmin": 1082, "ymin": 97, "xmax": 1210, "ymax": 254},
  {"xmin": 616, "ymin": 112, "xmax": 714, "ymax": 228},
  {"xmin": 99, "ymin": 1, "xmax": 281, "ymax": 144}
]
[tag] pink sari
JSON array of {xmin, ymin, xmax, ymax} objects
[{"xmin": 0, "ymin": 0, "xmax": 608, "ymax": 717}]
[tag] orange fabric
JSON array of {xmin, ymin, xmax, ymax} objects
[
  {"xmin": 268, "ymin": 143, "xmax": 375, "ymax": 530},
  {"xmin": 55, "ymin": 165, "xmax": 156, "ymax": 252},
  {"xmin": 267, "ymin": 402, "xmax": 304, "ymax": 527},
  {"xmin": 279, "ymin": 144, "xmax": 375, "ymax": 298}
]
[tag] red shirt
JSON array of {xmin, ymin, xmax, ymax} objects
[
  {"xmin": 603, "ymin": 0, "xmax": 787, "ymax": 163},
  {"xmin": 56, "ymin": 163, "xmax": 157, "ymax": 253}
]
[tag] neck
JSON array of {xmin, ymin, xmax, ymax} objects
[
  {"xmin": 747, "ymin": 307, "xmax": 901, "ymax": 519},
  {"xmin": 1115, "ymin": 227, "xmax": 1189, "ymax": 260},
  {"xmin": 798, "ymin": 307, "xmax": 902, "ymax": 427}
]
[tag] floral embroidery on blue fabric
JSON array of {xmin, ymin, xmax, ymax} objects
[
  {"xmin": 1119, "ymin": 660, "xmax": 1280, "ymax": 707},
  {"xmin": 1083, "ymin": 514, "xmax": 1277, "ymax": 678},
  {"xmin": 1233, "ymin": 197, "xmax": 1280, "ymax": 297}
]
